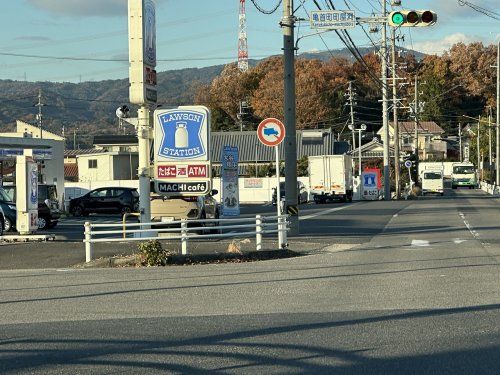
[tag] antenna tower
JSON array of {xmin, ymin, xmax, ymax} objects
[{"xmin": 238, "ymin": 0, "xmax": 249, "ymax": 72}]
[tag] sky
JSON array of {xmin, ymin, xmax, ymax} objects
[{"xmin": 0, "ymin": 0, "xmax": 498, "ymax": 83}]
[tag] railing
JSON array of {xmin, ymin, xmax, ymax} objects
[{"xmin": 83, "ymin": 215, "xmax": 289, "ymax": 263}]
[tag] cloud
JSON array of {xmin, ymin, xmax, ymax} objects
[
  {"xmin": 15, "ymin": 36, "xmax": 52, "ymax": 41},
  {"xmin": 412, "ymin": 33, "xmax": 492, "ymax": 55},
  {"xmin": 26, "ymin": 0, "xmax": 127, "ymax": 17}
]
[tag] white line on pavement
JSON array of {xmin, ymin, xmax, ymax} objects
[
  {"xmin": 411, "ymin": 239, "xmax": 430, "ymax": 247},
  {"xmin": 299, "ymin": 202, "xmax": 362, "ymax": 221},
  {"xmin": 459, "ymin": 212, "xmax": 480, "ymax": 239}
]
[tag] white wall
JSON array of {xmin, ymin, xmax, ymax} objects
[{"xmin": 77, "ymin": 154, "xmax": 114, "ymax": 182}]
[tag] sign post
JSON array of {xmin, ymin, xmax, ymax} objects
[
  {"xmin": 257, "ymin": 118, "xmax": 286, "ymax": 248},
  {"xmin": 128, "ymin": 0, "xmax": 157, "ymax": 231},
  {"xmin": 16, "ymin": 151, "xmax": 38, "ymax": 235}
]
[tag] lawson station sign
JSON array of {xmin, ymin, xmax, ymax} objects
[{"xmin": 154, "ymin": 106, "xmax": 211, "ymax": 196}]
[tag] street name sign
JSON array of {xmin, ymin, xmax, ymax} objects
[{"xmin": 310, "ymin": 10, "xmax": 356, "ymax": 30}]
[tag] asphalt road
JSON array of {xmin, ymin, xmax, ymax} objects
[{"xmin": 0, "ymin": 189, "xmax": 499, "ymax": 373}]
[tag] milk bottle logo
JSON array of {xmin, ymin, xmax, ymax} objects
[
  {"xmin": 175, "ymin": 122, "xmax": 188, "ymax": 148},
  {"xmin": 157, "ymin": 109, "xmax": 206, "ymax": 160}
]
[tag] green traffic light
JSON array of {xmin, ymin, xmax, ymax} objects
[{"xmin": 391, "ymin": 12, "xmax": 404, "ymax": 25}]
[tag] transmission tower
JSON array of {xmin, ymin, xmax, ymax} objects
[{"xmin": 238, "ymin": 0, "xmax": 249, "ymax": 72}]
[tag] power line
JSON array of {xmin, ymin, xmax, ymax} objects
[
  {"xmin": 249, "ymin": 0, "xmax": 282, "ymax": 14},
  {"xmin": 458, "ymin": 0, "xmax": 500, "ymax": 21}
]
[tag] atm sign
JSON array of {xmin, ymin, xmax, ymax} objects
[{"xmin": 157, "ymin": 164, "xmax": 208, "ymax": 178}]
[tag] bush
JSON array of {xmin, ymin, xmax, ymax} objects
[{"xmin": 138, "ymin": 240, "xmax": 173, "ymax": 266}]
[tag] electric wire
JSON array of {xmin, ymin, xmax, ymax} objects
[{"xmin": 249, "ymin": 0, "xmax": 282, "ymax": 15}]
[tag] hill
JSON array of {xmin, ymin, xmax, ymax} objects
[{"xmin": 0, "ymin": 47, "xmax": 423, "ymax": 148}]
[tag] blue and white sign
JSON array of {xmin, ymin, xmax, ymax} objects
[
  {"xmin": 361, "ymin": 171, "xmax": 379, "ymax": 200},
  {"xmin": 310, "ymin": 10, "xmax": 356, "ymax": 29},
  {"xmin": 155, "ymin": 107, "xmax": 210, "ymax": 162},
  {"xmin": 221, "ymin": 146, "xmax": 240, "ymax": 216},
  {"xmin": 404, "ymin": 160, "xmax": 412, "ymax": 168},
  {"xmin": 143, "ymin": 0, "xmax": 156, "ymax": 67}
]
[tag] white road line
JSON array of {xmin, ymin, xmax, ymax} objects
[
  {"xmin": 459, "ymin": 211, "xmax": 480, "ymax": 239},
  {"xmin": 299, "ymin": 203, "xmax": 361, "ymax": 221},
  {"xmin": 411, "ymin": 239, "xmax": 430, "ymax": 247}
]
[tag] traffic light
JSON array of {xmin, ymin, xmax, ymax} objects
[{"xmin": 388, "ymin": 10, "xmax": 437, "ymax": 27}]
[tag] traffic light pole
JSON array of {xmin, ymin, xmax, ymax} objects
[
  {"xmin": 381, "ymin": 1, "xmax": 390, "ymax": 200},
  {"xmin": 282, "ymin": 0, "xmax": 299, "ymax": 235},
  {"xmin": 391, "ymin": 28, "xmax": 401, "ymax": 199}
]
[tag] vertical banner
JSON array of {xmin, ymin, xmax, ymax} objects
[{"xmin": 221, "ymin": 146, "xmax": 239, "ymax": 216}]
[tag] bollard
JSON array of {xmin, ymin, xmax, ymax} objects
[
  {"xmin": 181, "ymin": 220, "xmax": 188, "ymax": 255},
  {"xmin": 255, "ymin": 215, "xmax": 262, "ymax": 251},
  {"xmin": 84, "ymin": 221, "xmax": 92, "ymax": 262},
  {"xmin": 281, "ymin": 215, "xmax": 288, "ymax": 249}
]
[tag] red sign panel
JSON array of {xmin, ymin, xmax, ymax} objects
[{"xmin": 157, "ymin": 165, "xmax": 208, "ymax": 178}]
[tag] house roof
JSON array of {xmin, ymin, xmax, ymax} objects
[
  {"xmin": 390, "ymin": 121, "xmax": 445, "ymax": 134},
  {"xmin": 64, "ymin": 149, "xmax": 103, "ymax": 157},
  {"xmin": 93, "ymin": 135, "xmax": 138, "ymax": 146},
  {"xmin": 351, "ymin": 138, "xmax": 395, "ymax": 158}
]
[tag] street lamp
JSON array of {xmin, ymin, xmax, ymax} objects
[{"xmin": 348, "ymin": 124, "xmax": 367, "ymax": 176}]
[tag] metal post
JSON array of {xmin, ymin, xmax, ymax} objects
[
  {"xmin": 477, "ymin": 116, "xmax": 481, "ymax": 181},
  {"xmin": 488, "ymin": 110, "xmax": 492, "ymax": 177},
  {"xmin": 414, "ymin": 75, "xmax": 419, "ymax": 156},
  {"xmin": 349, "ymin": 81, "xmax": 356, "ymax": 150},
  {"xmin": 84, "ymin": 221, "xmax": 92, "ymax": 263},
  {"xmin": 275, "ymin": 146, "xmax": 283, "ymax": 247},
  {"xmin": 281, "ymin": 215, "xmax": 288, "ymax": 248},
  {"xmin": 255, "ymin": 214, "xmax": 262, "ymax": 251},
  {"xmin": 282, "ymin": 0, "xmax": 299, "ymax": 234},
  {"xmin": 181, "ymin": 219, "xmax": 188, "ymax": 255},
  {"xmin": 381, "ymin": 0, "xmax": 390, "ymax": 200},
  {"xmin": 358, "ymin": 129, "xmax": 362, "ymax": 176},
  {"xmin": 391, "ymin": 27, "xmax": 401, "ymax": 199},
  {"xmin": 138, "ymin": 106, "xmax": 151, "ymax": 235}
]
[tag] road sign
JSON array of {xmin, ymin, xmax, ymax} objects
[
  {"xmin": 310, "ymin": 10, "xmax": 356, "ymax": 30},
  {"xmin": 257, "ymin": 118, "xmax": 285, "ymax": 147},
  {"xmin": 404, "ymin": 160, "xmax": 412, "ymax": 168},
  {"xmin": 221, "ymin": 146, "xmax": 240, "ymax": 217}
]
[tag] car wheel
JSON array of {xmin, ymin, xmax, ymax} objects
[
  {"xmin": 37, "ymin": 216, "xmax": 48, "ymax": 230},
  {"xmin": 0, "ymin": 218, "xmax": 3, "ymax": 236},
  {"xmin": 121, "ymin": 206, "xmax": 132, "ymax": 215},
  {"xmin": 72, "ymin": 205, "xmax": 84, "ymax": 217},
  {"xmin": 4, "ymin": 217, "xmax": 12, "ymax": 232}
]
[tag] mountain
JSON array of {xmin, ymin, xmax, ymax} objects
[{"xmin": 0, "ymin": 47, "xmax": 423, "ymax": 148}]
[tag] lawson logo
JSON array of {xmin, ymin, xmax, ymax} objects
[{"xmin": 157, "ymin": 110, "xmax": 206, "ymax": 160}]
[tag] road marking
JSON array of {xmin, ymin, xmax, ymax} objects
[
  {"xmin": 299, "ymin": 203, "xmax": 361, "ymax": 221},
  {"xmin": 459, "ymin": 212, "xmax": 480, "ymax": 239},
  {"xmin": 411, "ymin": 239, "xmax": 430, "ymax": 247}
]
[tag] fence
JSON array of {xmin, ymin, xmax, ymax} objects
[{"xmin": 83, "ymin": 215, "xmax": 289, "ymax": 262}]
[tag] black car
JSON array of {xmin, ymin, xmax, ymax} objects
[
  {"xmin": 272, "ymin": 181, "xmax": 308, "ymax": 205},
  {"xmin": 70, "ymin": 187, "xmax": 139, "ymax": 217},
  {"xmin": 2, "ymin": 184, "xmax": 61, "ymax": 230},
  {"xmin": 0, "ymin": 187, "xmax": 16, "ymax": 233}
]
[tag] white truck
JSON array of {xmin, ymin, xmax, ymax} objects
[
  {"xmin": 308, "ymin": 155, "xmax": 353, "ymax": 203},
  {"xmin": 451, "ymin": 162, "xmax": 477, "ymax": 189},
  {"xmin": 421, "ymin": 168, "xmax": 444, "ymax": 196}
]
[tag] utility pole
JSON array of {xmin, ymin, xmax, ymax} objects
[
  {"xmin": 488, "ymin": 107, "xmax": 492, "ymax": 165},
  {"xmin": 381, "ymin": 0, "xmax": 390, "ymax": 200},
  {"xmin": 347, "ymin": 81, "xmax": 356, "ymax": 150},
  {"xmin": 282, "ymin": 0, "xmax": 299, "ymax": 235},
  {"xmin": 459, "ymin": 122, "xmax": 462, "ymax": 162},
  {"xmin": 391, "ymin": 27, "xmax": 401, "ymax": 199},
  {"xmin": 496, "ymin": 41, "xmax": 499, "ymax": 188},
  {"xmin": 35, "ymin": 89, "xmax": 43, "ymax": 139},
  {"xmin": 477, "ymin": 115, "xmax": 481, "ymax": 180},
  {"xmin": 413, "ymin": 75, "xmax": 419, "ymax": 157},
  {"xmin": 73, "ymin": 128, "xmax": 77, "ymax": 150}
]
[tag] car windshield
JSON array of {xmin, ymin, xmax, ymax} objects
[
  {"xmin": 0, "ymin": 188, "xmax": 12, "ymax": 202},
  {"xmin": 453, "ymin": 166, "xmax": 475, "ymax": 174},
  {"xmin": 424, "ymin": 172, "xmax": 442, "ymax": 180},
  {"xmin": 38, "ymin": 185, "xmax": 58, "ymax": 201}
]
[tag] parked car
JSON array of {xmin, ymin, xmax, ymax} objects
[
  {"xmin": 1, "ymin": 184, "xmax": 61, "ymax": 230},
  {"xmin": 150, "ymin": 190, "xmax": 219, "ymax": 231},
  {"xmin": 69, "ymin": 187, "xmax": 139, "ymax": 217},
  {"xmin": 0, "ymin": 187, "xmax": 16, "ymax": 233},
  {"xmin": 272, "ymin": 181, "xmax": 308, "ymax": 205}
]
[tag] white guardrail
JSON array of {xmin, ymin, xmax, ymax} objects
[{"xmin": 83, "ymin": 215, "xmax": 290, "ymax": 263}]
